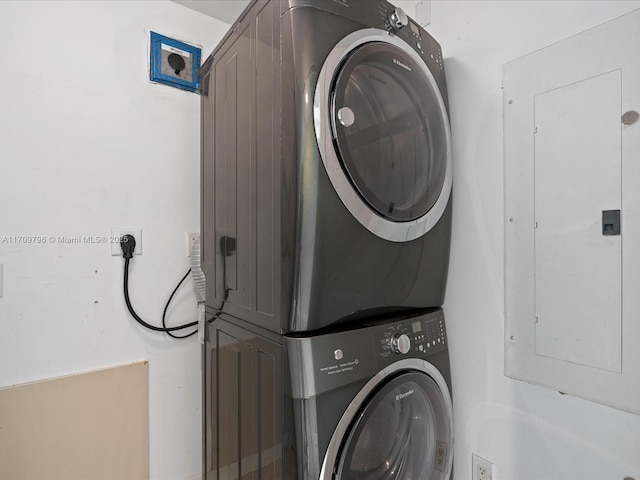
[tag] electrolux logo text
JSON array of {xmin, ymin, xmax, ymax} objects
[
  {"xmin": 395, "ymin": 389, "xmax": 415, "ymax": 401},
  {"xmin": 393, "ymin": 58, "xmax": 412, "ymax": 71}
]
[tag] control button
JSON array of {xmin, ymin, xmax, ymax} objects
[
  {"xmin": 417, "ymin": 42, "xmax": 422, "ymax": 50},
  {"xmin": 390, "ymin": 334, "xmax": 411, "ymax": 354},
  {"xmin": 388, "ymin": 7, "xmax": 408, "ymax": 30},
  {"xmin": 419, "ymin": 345, "xmax": 424, "ymax": 352},
  {"xmin": 334, "ymin": 349, "xmax": 343, "ymax": 360}
]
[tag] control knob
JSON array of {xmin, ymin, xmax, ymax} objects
[
  {"xmin": 390, "ymin": 334, "xmax": 411, "ymax": 354},
  {"xmin": 388, "ymin": 7, "xmax": 408, "ymax": 30}
]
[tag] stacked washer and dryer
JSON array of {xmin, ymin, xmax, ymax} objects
[{"xmin": 199, "ymin": 1, "xmax": 453, "ymax": 478}]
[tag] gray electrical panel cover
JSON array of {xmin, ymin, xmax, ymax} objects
[{"xmin": 504, "ymin": 9, "xmax": 640, "ymax": 415}]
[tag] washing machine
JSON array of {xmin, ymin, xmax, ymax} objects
[
  {"xmin": 203, "ymin": 308, "xmax": 453, "ymax": 479},
  {"xmin": 200, "ymin": 0, "xmax": 452, "ymax": 334},
  {"xmin": 287, "ymin": 308, "xmax": 453, "ymax": 479}
]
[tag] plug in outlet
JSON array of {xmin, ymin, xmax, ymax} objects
[
  {"xmin": 473, "ymin": 454, "xmax": 494, "ymax": 480},
  {"xmin": 110, "ymin": 228, "xmax": 143, "ymax": 256},
  {"xmin": 187, "ymin": 232, "xmax": 199, "ymax": 257}
]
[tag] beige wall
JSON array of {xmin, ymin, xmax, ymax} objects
[{"xmin": 0, "ymin": 362, "xmax": 148, "ymax": 480}]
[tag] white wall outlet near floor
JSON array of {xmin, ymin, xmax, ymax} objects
[
  {"xmin": 472, "ymin": 454, "xmax": 494, "ymax": 480},
  {"xmin": 186, "ymin": 232, "xmax": 199, "ymax": 257},
  {"xmin": 110, "ymin": 228, "xmax": 143, "ymax": 256}
]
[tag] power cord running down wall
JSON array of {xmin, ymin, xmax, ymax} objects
[{"xmin": 120, "ymin": 234, "xmax": 198, "ymax": 339}]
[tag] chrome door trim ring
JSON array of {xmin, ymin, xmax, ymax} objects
[
  {"xmin": 313, "ymin": 28, "xmax": 452, "ymax": 242},
  {"xmin": 319, "ymin": 358, "xmax": 454, "ymax": 479}
]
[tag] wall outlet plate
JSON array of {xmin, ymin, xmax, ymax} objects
[
  {"xmin": 416, "ymin": 0, "xmax": 432, "ymax": 27},
  {"xmin": 472, "ymin": 454, "xmax": 494, "ymax": 480},
  {"xmin": 187, "ymin": 232, "xmax": 200, "ymax": 257},
  {"xmin": 149, "ymin": 31, "xmax": 201, "ymax": 92},
  {"xmin": 111, "ymin": 228, "xmax": 142, "ymax": 256}
]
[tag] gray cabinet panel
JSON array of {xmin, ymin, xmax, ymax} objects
[
  {"xmin": 203, "ymin": 316, "xmax": 295, "ymax": 480},
  {"xmin": 202, "ymin": 0, "xmax": 282, "ymax": 330}
]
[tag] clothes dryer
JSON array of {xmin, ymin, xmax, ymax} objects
[{"xmin": 200, "ymin": 0, "xmax": 452, "ymax": 333}]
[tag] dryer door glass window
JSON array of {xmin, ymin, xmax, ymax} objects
[
  {"xmin": 335, "ymin": 371, "xmax": 451, "ymax": 479},
  {"xmin": 331, "ymin": 42, "xmax": 448, "ymax": 222}
]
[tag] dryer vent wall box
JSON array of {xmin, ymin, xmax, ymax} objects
[
  {"xmin": 149, "ymin": 32, "xmax": 201, "ymax": 92},
  {"xmin": 504, "ymin": 9, "xmax": 640, "ymax": 415}
]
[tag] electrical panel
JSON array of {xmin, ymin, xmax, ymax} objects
[{"xmin": 504, "ymin": 10, "xmax": 640, "ymax": 415}]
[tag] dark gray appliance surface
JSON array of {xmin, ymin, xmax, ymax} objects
[
  {"xmin": 286, "ymin": 307, "xmax": 452, "ymax": 479},
  {"xmin": 200, "ymin": 0, "xmax": 452, "ymax": 335},
  {"xmin": 203, "ymin": 307, "xmax": 452, "ymax": 480},
  {"xmin": 203, "ymin": 312, "xmax": 298, "ymax": 480}
]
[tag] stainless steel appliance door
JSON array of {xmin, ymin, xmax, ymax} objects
[{"xmin": 314, "ymin": 29, "xmax": 452, "ymax": 242}]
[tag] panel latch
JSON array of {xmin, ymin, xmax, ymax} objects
[{"xmin": 602, "ymin": 210, "xmax": 621, "ymax": 235}]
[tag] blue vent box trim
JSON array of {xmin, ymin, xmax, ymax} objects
[{"xmin": 150, "ymin": 31, "xmax": 201, "ymax": 92}]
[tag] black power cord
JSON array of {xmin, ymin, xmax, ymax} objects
[
  {"xmin": 162, "ymin": 268, "xmax": 197, "ymax": 339},
  {"xmin": 205, "ymin": 235, "xmax": 232, "ymax": 324},
  {"xmin": 121, "ymin": 234, "xmax": 199, "ymax": 337}
]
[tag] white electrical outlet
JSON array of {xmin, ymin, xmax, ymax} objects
[
  {"xmin": 110, "ymin": 228, "xmax": 143, "ymax": 256},
  {"xmin": 416, "ymin": 0, "xmax": 431, "ymax": 27},
  {"xmin": 473, "ymin": 454, "xmax": 494, "ymax": 480},
  {"xmin": 187, "ymin": 231, "xmax": 199, "ymax": 257},
  {"xmin": 0, "ymin": 263, "xmax": 3, "ymax": 298}
]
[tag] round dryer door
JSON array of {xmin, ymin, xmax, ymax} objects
[
  {"xmin": 314, "ymin": 29, "xmax": 452, "ymax": 242},
  {"xmin": 320, "ymin": 359, "xmax": 453, "ymax": 480}
]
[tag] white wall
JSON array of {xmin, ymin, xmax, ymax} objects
[
  {"xmin": 0, "ymin": 2, "xmax": 228, "ymax": 479},
  {"xmin": 424, "ymin": 1, "xmax": 640, "ymax": 479},
  {"xmin": 4, "ymin": 1, "xmax": 640, "ymax": 479}
]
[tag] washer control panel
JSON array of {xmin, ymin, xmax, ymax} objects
[
  {"xmin": 376, "ymin": 310, "xmax": 447, "ymax": 360},
  {"xmin": 286, "ymin": 308, "xmax": 447, "ymax": 399},
  {"xmin": 389, "ymin": 333, "xmax": 411, "ymax": 354}
]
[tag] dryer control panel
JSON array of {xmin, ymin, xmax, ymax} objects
[{"xmin": 289, "ymin": 0, "xmax": 445, "ymax": 74}]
